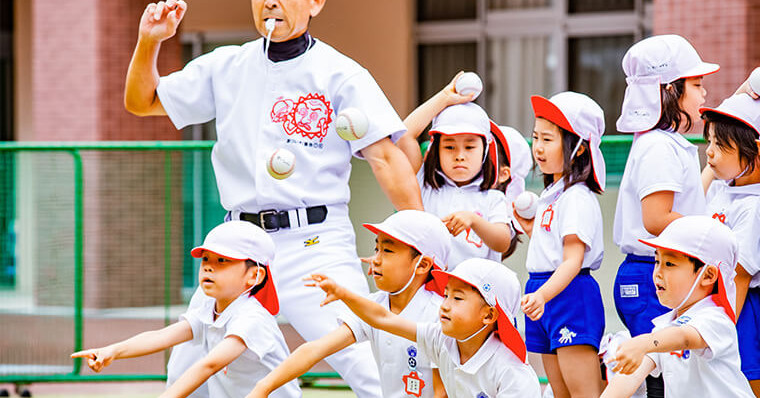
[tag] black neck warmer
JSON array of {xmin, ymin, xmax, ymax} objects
[{"xmin": 263, "ymin": 31, "xmax": 314, "ymax": 62}]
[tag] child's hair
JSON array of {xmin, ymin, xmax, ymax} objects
[
  {"xmin": 423, "ymin": 134, "xmax": 497, "ymax": 191},
  {"xmin": 685, "ymin": 255, "xmax": 719, "ymax": 294},
  {"xmin": 654, "ymin": 79, "xmax": 693, "ymax": 132},
  {"xmin": 540, "ymin": 126, "xmax": 602, "ymax": 194},
  {"xmin": 702, "ymin": 111, "xmax": 760, "ymax": 175},
  {"xmin": 244, "ymin": 259, "xmax": 268, "ymax": 297},
  {"xmin": 493, "ymin": 138, "xmax": 512, "ymax": 193}
]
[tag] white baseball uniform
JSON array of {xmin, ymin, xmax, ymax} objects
[
  {"xmin": 158, "ymin": 37, "xmax": 407, "ymax": 397},
  {"xmin": 416, "ymin": 322, "xmax": 541, "ymax": 398},
  {"xmin": 646, "ymin": 297, "xmax": 754, "ymax": 398},
  {"xmin": 706, "ymin": 180, "xmax": 760, "ymax": 287},
  {"xmin": 418, "ymin": 171, "xmax": 510, "ymax": 269},
  {"xmin": 179, "ymin": 293, "xmax": 302, "ymax": 398},
  {"xmin": 525, "ymin": 180, "xmax": 604, "ymax": 273},
  {"xmin": 339, "ymin": 288, "xmax": 442, "ymax": 398},
  {"xmin": 613, "ymin": 129, "xmax": 706, "ymax": 256}
]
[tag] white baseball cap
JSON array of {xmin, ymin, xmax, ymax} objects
[
  {"xmin": 431, "ymin": 258, "xmax": 527, "ymax": 362},
  {"xmin": 639, "ymin": 215, "xmax": 739, "ymax": 322},
  {"xmin": 191, "ymin": 221, "xmax": 280, "ymax": 315},
  {"xmin": 531, "ymin": 92, "xmax": 607, "ymax": 191},
  {"xmin": 493, "ymin": 123, "xmax": 533, "ymax": 201},
  {"xmin": 617, "ymin": 34, "xmax": 720, "ymax": 133},
  {"xmin": 700, "ymin": 93, "xmax": 760, "ymax": 137},
  {"xmin": 430, "ymin": 102, "xmax": 491, "ymax": 139},
  {"xmin": 363, "ymin": 210, "xmax": 451, "ymax": 271}
]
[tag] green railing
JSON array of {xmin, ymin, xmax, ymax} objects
[{"xmin": 0, "ymin": 136, "xmax": 705, "ymax": 388}]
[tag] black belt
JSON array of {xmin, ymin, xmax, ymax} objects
[{"xmin": 240, "ymin": 205, "xmax": 328, "ymax": 232}]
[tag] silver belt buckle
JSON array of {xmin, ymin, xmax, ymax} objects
[{"xmin": 258, "ymin": 209, "xmax": 279, "ymax": 232}]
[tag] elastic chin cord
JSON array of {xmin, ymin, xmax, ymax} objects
[
  {"xmin": 457, "ymin": 324, "xmax": 489, "ymax": 343},
  {"xmin": 731, "ymin": 164, "xmax": 751, "ymax": 185},
  {"xmin": 675, "ymin": 265, "xmax": 709, "ymax": 312},
  {"xmin": 389, "ymin": 255, "xmax": 423, "ymax": 296},
  {"xmin": 569, "ymin": 138, "xmax": 583, "ymax": 160}
]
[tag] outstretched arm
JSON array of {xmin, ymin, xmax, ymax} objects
[
  {"xmin": 397, "ymin": 72, "xmax": 474, "ymax": 172},
  {"xmin": 305, "ymin": 274, "xmax": 418, "ymax": 341},
  {"xmin": 124, "ymin": 0, "xmax": 187, "ymax": 116},
  {"xmin": 247, "ymin": 325, "xmax": 356, "ymax": 398},
  {"xmin": 160, "ymin": 335, "xmax": 248, "ymax": 398},
  {"xmin": 610, "ymin": 325, "xmax": 707, "ymax": 375},
  {"xmin": 71, "ymin": 321, "xmax": 193, "ymax": 372},
  {"xmin": 601, "ymin": 356, "xmax": 654, "ymax": 398},
  {"xmin": 442, "ymin": 212, "xmax": 512, "ymax": 252},
  {"xmin": 362, "ymin": 137, "xmax": 424, "ymax": 211}
]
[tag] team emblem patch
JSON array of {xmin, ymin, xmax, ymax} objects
[
  {"xmin": 476, "ymin": 392, "xmax": 489, "ymax": 398},
  {"xmin": 304, "ymin": 236, "xmax": 320, "ymax": 247},
  {"xmin": 712, "ymin": 212, "xmax": 726, "ymax": 223},
  {"xmin": 558, "ymin": 326, "xmax": 577, "ymax": 344},
  {"xmin": 407, "ymin": 345, "xmax": 417, "ymax": 357},
  {"xmin": 271, "ymin": 93, "xmax": 333, "ymax": 142},
  {"xmin": 675, "ymin": 315, "xmax": 691, "ymax": 325}
]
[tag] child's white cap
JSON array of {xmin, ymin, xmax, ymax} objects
[
  {"xmin": 431, "ymin": 258, "xmax": 527, "ymax": 362},
  {"xmin": 191, "ymin": 221, "xmax": 280, "ymax": 315},
  {"xmin": 430, "ymin": 102, "xmax": 491, "ymax": 140},
  {"xmin": 639, "ymin": 215, "xmax": 739, "ymax": 322},
  {"xmin": 617, "ymin": 34, "xmax": 720, "ymax": 133},
  {"xmin": 495, "ymin": 123, "xmax": 533, "ymax": 200},
  {"xmin": 531, "ymin": 92, "xmax": 607, "ymax": 191},
  {"xmin": 700, "ymin": 93, "xmax": 760, "ymax": 137},
  {"xmin": 363, "ymin": 210, "xmax": 451, "ymax": 271}
]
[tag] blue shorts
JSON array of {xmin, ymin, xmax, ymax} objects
[
  {"xmin": 738, "ymin": 287, "xmax": 760, "ymax": 380},
  {"xmin": 613, "ymin": 254, "xmax": 669, "ymax": 337},
  {"xmin": 525, "ymin": 269, "xmax": 605, "ymax": 354}
]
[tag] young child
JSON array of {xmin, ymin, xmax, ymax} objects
[
  {"xmin": 397, "ymin": 73, "xmax": 514, "ymax": 268},
  {"xmin": 305, "ymin": 258, "xmax": 540, "ymax": 397},
  {"xmin": 246, "ymin": 210, "xmax": 450, "ymax": 398},
  {"xmin": 612, "ymin": 35, "xmax": 719, "ymax": 397},
  {"xmin": 700, "ymin": 93, "xmax": 760, "ymax": 396},
  {"xmin": 513, "ymin": 91, "xmax": 606, "ymax": 398},
  {"xmin": 71, "ymin": 222, "xmax": 300, "ymax": 398},
  {"xmin": 601, "ymin": 216, "xmax": 754, "ymax": 398}
]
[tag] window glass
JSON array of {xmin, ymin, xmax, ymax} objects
[
  {"xmin": 489, "ymin": 0, "xmax": 552, "ymax": 10},
  {"xmin": 568, "ymin": 0, "xmax": 633, "ymax": 13},
  {"xmin": 418, "ymin": 0, "xmax": 476, "ymax": 21}
]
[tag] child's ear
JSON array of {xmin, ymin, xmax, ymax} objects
[
  {"xmin": 497, "ymin": 165, "xmax": 511, "ymax": 185},
  {"xmin": 481, "ymin": 305, "xmax": 498, "ymax": 325},
  {"xmin": 416, "ymin": 256, "xmax": 434, "ymax": 275},
  {"xmin": 701, "ymin": 264, "xmax": 719, "ymax": 287},
  {"xmin": 248, "ymin": 266, "xmax": 267, "ymax": 287}
]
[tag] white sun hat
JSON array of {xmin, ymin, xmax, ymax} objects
[
  {"xmin": 700, "ymin": 93, "xmax": 760, "ymax": 137},
  {"xmin": 531, "ymin": 91, "xmax": 607, "ymax": 191},
  {"xmin": 617, "ymin": 34, "xmax": 720, "ymax": 133}
]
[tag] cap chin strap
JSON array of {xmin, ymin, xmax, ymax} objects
[
  {"xmin": 389, "ymin": 255, "xmax": 424, "ymax": 296},
  {"xmin": 456, "ymin": 324, "xmax": 490, "ymax": 343},
  {"xmin": 675, "ymin": 264, "xmax": 709, "ymax": 311},
  {"xmin": 731, "ymin": 164, "xmax": 751, "ymax": 185},
  {"xmin": 569, "ymin": 138, "xmax": 583, "ymax": 160}
]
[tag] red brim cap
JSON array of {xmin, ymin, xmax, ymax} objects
[
  {"xmin": 431, "ymin": 270, "xmax": 527, "ymax": 361},
  {"xmin": 425, "ymin": 264, "xmax": 445, "ymax": 296},
  {"xmin": 531, "ymin": 95, "xmax": 575, "ymax": 135},
  {"xmin": 256, "ymin": 265, "xmax": 280, "ymax": 316},
  {"xmin": 699, "ymin": 106, "xmax": 760, "ymax": 137}
]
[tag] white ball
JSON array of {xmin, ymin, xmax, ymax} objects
[
  {"xmin": 266, "ymin": 148, "xmax": 295, "ymax": 180},
  {"xmin": 335, "ymin": 107, "xmax": 368, "ymax": 141},
  {"xmin": 749, "ymin": 67, "xmax": 760, "ymax": 96},
  {"xmin": 514, "ymin": 191, "xmax": 539, "ymax": 219},
  {"xmin": 455, "ymin": 72, "xmax": 483, "ymax": 100}
]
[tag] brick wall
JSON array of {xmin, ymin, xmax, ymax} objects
[{"xmin": 654, "ymin": 0, "xmax": 760, "ymax": 109}]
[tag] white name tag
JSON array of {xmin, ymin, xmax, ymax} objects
[{"xmin": 620, "ymin": 284, "xmax": 639, "ymax": 298}]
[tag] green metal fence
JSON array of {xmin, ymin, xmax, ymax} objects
[{"xmin": 0, "ymin": 136, "xmax": 704, "ymax": 387}]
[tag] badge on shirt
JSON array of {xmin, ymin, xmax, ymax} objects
[
  {"xmin": 402, "ymin": 371, "xmax": 425, "ymax": 397},
  {"xmin": 540, "ymin": 204, "xmax": 554, "ymax": 231},
  {"xmin": 712, "ymin": 212, "xmax": 726, "ymax": 224}
]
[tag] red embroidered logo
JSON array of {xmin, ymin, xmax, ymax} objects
[
  {"xmin": 712, "ymin": 213, "xmax": 726, "ymax": 223},
  {"xmin": 271, "ymin": 94, "xmax": 333, "ymax": 142},
  {"xmin": 465, "ymin": 211, "xmax": 484, "ymax": 248}
]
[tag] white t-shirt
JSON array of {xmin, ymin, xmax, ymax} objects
[
  {"xmin": 614, "ymin": 129, "xmax": 706, "ymax": 255},
  {"xmin": 340, "ymin": 288, "xmax": 442, "ymax": 398},
  {"xmin": 706, "ymin": 180, "xmax": 760, "ymax": 288},
  {"xmin": 416, "ymin": 323, "xmax": 541, "ymax": 398},
  {"xmin": 647, "ymin": 297, "xmax": 754, "ymax": 398},
  {"xmin": 525, "ymin": 180, "xmax": 604, "ymax": 273},
  {"xmin": 157, "ymin": 39, "xmax": 405, "ymax": 213},
  {"xmin": 419, "ymin": 171, "xmax": 510, "ymax": 269},
  {"xmin": 180, "ymin": 294, "xmax": 301, "ymax": 398}
]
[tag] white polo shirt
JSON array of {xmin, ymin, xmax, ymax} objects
[
  {"xmin": 340, "ymin": 288, "xmax": 442, "ymax": 398},
  {"xmin": 614, "ymin": 129, "xmax": 706, "ymax": 256},
  {"xmin": 416, "ymin": 322, "xmax": 541, "ymax": 398},
  {"xmin": 180, "ymin": 294, "xmax": 301, "ymax": 398},
  {"xmin": 706, "ymin": 180, "xmax": 760, "ymax": 288},
  {"xmin": 157, "ymin": 39, "xmax": 405, "ymax": 213},
  {"xmin": 525, "ymin": 180, "xmax": 604, "ymax": 273},
  {"xmin": 419, "ymin": 171, "xmax": 510, "ymax": 268},
  {"xmin": 646, "ymin": 297, "xmax": 754, "ymax": 398}
]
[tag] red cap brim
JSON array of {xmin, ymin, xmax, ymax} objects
[
  {"xmin": 531, "ymin": 95, "xmax": 575, "ymax": 135},
  {"xmin": 712, "ymin": 269, "xmax": 736, "ymax": 323},
  {"xmin": 495, "ymin": 302, "xmax": 527, "ymax": 362},
  {"xmin": 256, "ymin": 266, "xmax": 280, "ymax": 316}
]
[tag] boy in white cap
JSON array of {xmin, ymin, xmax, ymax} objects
[
  {"xmin": 71, "ymin": 222, "xmax": 300, "ymax": 398},
  {"xmin": 513, "ymin": 91, "xmax": 606, "ymax": 398},
  {"xmin": 601, "ymin": 216, "xmax": 754, "ymax": 398},
  {"xmin": 699, "ymin": 93, "xmax": 760, "ymax": 395},
  {"xmin": 306, "ymin": 258, "xmax": 541, "ymax": 397},
  {"xmin": 612, "ymin": 35, "xmax": 719, "ymax": 397},
  {"xmin": 247, "ymin": 210, "xmax": 450, "ymax": 398}
]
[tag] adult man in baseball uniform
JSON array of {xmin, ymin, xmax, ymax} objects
[{"xmin": 124, "ymin": 1, "xmax": 422, "ymax": 397}]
